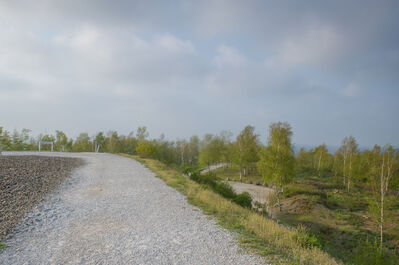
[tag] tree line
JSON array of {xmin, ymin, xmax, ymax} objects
[{"xmin": 1, "ymin": 123, "xmax": 398, "ymax": 248}]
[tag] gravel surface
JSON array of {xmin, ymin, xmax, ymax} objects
[
  {"xmin": 0, "ymin": 152, "xmax": 263, "ymax": 264},
  {"xmin": 0, "ymin": 155, "xmax": 84, "ymax": 241}
]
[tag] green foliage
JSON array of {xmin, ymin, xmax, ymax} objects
[
  {"xmin": 136, "ymin": 140, "xmax": 157, "ymax": 158},
  {"xmin": 105, "ymin": 131, "xmax": 121, "ymax": 153},
  {"xmin": 136, "ymin": 126, "xmax": 149, "ymax": 142},
  {"xmin": 189, "ymin": 172, "xmax": 217, "ymax": 187},
  {"xmin": 0, "ymin": 243, "xmax": 8, "ymax": 249},
  {"xmin": 72, "ymin": 132, "xmax": 92, "ymax": 152},
  {"xmin": 232, "ymin": 192, "xmax": 252, "ymax": 209},
  {"xmin": 214, "ymin": 181, "xmax": 237, "ymax": 199},
  {"xmin": 198, "ymin": 133, "xmax": 229, "ymax": 168},
  {"xmin": 351, "ymin": 238, "xmax": 398, "ymax": 265},
  {"xmin": 295, "ymin": 227, "xmax": 322, "ymax": 249},
  {"xmin": 232, "ymin": 125, "xmax": 260, "ymax": 177},
  {"xmin": 258, "ymin": 122, "xmax": 295, "ymax": 189}
]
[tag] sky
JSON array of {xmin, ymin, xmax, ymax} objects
[{"xmin": 0, "ymin": 0, "xmax": 398, "ymax": 148}]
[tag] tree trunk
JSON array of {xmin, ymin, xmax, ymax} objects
[
  {"xmin": 347, "ymin": 152, "xmax": 352, "ymax": 193},
  {"xmin": 275, "ymin": 186, "xmax": 282, "ymax": 212},
  {"xmin": 239, "ymin": 167, "xmax": 242, "ymax": 182},
  {"xmin": 343, "ymin": 149, "xmax": 346, "ymax": 187},
  {"xmin": 317, "ymin": 151, "xmax": 322, "ymax": 172}
]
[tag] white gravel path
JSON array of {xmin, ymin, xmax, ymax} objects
[{"xmin": 0, "ymin": 152, "xmax": 263, "ymax": 265}]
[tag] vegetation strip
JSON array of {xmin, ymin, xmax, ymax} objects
[{"xmin": 121, "ymin": 154, "xmax": 340, "ymax": 265}]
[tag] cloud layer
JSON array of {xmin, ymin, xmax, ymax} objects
[{"xmin": 1, "ymin": 0, "xmax": 398, "ymax": 147}]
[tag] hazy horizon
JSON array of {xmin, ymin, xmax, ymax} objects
[{"xmin": 1, "ymin": 1, "xmax": 398, "ymax": 148}]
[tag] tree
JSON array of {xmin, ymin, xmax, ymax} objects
[
  {"xmin": 0, "ymin": 127, "xmax": 12, "ymax": 152},
  {"xmin": 136, "ymin": 140, "xmax": 157, "ymax": 158},
  {"xmin": 12, "ymin": 130, "xmax": 24, "ymax": 151},
  {"xmin": 55, "ymin": 130, "xmax": 70, "ymax": 152},
  {"xmin": 296, "ymin": 147, "xmax": 313, "ymax": 171},
  {"xmin": 94, "ymin": 132, "xmax": 106, "ymax": 152},
  {"xmin": 198, "ymin": 134, "xmax": 226, "ymax": 170},
  {"xmin": 73, "ymin": 133, "xmax": 92, "ymax": 152},
  {"xmin": 136, "ymin": 126, "xmax": 149, "ymax": 142},
  {"xmin": 365, "ymin": 145, "xmax": 398, "ymax": 249},
  {"xmin": 187, "ymin": 135, "xmax": 200, "ymax": 164},
  {"xmin": 105, "ymin": 131, "xmax": 121, "ymax": 153},
  {"xmin": 257, "ymin": 122, "xmax": 295, "ymax": 211},
  {"xmin": 338, "ymin": 136, "xmax": 358, "ymax": 192},
  {"xmin": 233, "ymin": 125, "xmax": 260, "ymax": 181}
]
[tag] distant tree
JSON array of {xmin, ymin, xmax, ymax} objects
[
  {"xmin": 232, "ymin": 125, "xmax": 260, "ymax": 181},
  {"xmin": 55, "ymin": 130, "xmax": 70, "ymax": 152},
  {"xmin": 73, "ymin": 133, "xmax": 92, "ymax": 152},
  {"xmin": 258, "ymin": 122, "xmax": 295, "ymax": 211},
  {"xmin": 119, "ymin": 132, "xmax": 137, "ymax": 155},
  {"xmin": 176, "ymin": 139, "xmax": 188, "ymax": 165},
  {"xmin": 105, "ymin": 131, "xmax": 121, "ymax": 153},
  {"xmin": 0, "ymin": 127, "xmax": 12, "ymax": 152},
  {"xmin": 198, "ymin": 134, "xmax": 226, "ymax": 170},
  {"xmin": 136, "ymin": 126, "xmax": 149, "ymax": 142},
  {"xmin": 187, "ymin": 135, "xmax": 200, "ymax": 164},
  {"xmin": 12, "ymin": 130, "xmax": 24, "ymax": 151},
  {"xmin": 296, "ymin": 147, "xmax": 313, "ymax": 170},
  {"xmin": 95, "ymin": 132, "xmax": 106, "ymax": 152},
  {"xmin": 338, "ymin": 136, "xmax": 358, "ymax": 192},
  {"xmin": 136, "ymin": 140, "xmax": 157, "ymax": 158}
]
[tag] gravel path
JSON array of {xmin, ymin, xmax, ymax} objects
[
  {"xmin": 0, "ymin": 152, "xmax": 263, "ymax": 264},
  {"xmin": 0, "ymin": 155, "xmax": 83, "ymax": 241}
]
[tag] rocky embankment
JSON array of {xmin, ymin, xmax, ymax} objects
[{"xmin": 0, "ymin": 155, "xmax": 83, "ymax": 241}]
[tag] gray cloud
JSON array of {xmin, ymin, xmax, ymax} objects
[{"xmin": 0, "ymin": 1, "xmax": 398, "ymax": 147}]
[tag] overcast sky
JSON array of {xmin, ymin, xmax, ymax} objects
[{"xmin": 1, "ymin": 0, "xmax": 398, "ymax": 148}]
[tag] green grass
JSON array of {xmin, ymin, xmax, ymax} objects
[
  {"xmin": 121, "ymin": 154, "xmax": 340, "ymax": 265},
  {"xmin": 0, "ymin": 243, "xmax": 8, "ymax": 249},
  {"xmin": 211, "ymin": 165, "xmax": 399, "ymax": 264}
]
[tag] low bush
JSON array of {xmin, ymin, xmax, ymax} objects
[
  {"xmin": 233, "ymin": 192, "xmax": 252, "ymax": 209},
  {"xmin": 189, "ymin": 172, "xmax": 217, "ymax": 187},
  {"xmin": 213, "ymin": 182, "xmax": 237, "ymax": 199}
]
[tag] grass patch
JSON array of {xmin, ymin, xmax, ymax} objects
[
  {"xmin": 120, "ymin": 154, "xmax": 340, "ymax": 265},
  {"xmin": 0, "ymin": 243, "xmax": 8, "ymax": 249}
]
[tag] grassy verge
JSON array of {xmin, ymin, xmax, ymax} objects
[
  {"xmin": 0, "ymin": 243, "xmax": 7, "ymax": 249},
  {"xmin": 120, "ymin": 154, "xmax": 340, "ymax": 265}
]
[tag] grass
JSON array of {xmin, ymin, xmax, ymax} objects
[
  {"xmin": 120, "ymin": 154, "xmax": 340, "ymax": 265},
  {"xmin": 0, "ymin": 243, "xmax": 7, "ymax": 249},
  {"xmin": 206, "ymin": 165, "xmax": 399, "ymax": 264}
]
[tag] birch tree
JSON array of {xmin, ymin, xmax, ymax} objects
[
  {"xmin": 233, "ymin": 125, "xmax": 260, "ymax": 181},
  {"xmin": 365, "ymin": 145, "xmax": 398, "ymax": 249},
  {"xmin": 338, "ymin": 136, "xmax": 358, "ymax": 192},
  {"xmin": 257, "ymin": 122, "xmax": 295, "ymax": 211}
]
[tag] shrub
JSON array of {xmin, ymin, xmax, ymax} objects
[
  {"xmin": 233, "ymin": 192, "xmax": 252, "ymax": 209},
  {"xmin": 295, "ymin": 226, "xmax": 322, "ymax": 249},
  {"xmin": 213, "ymin": 182, "xmax": 237, "ymax": 199},
  {"xmin": 351, "ymin": 238, "xmax": 398, "ymax": 265},
  {"xmin": 189, "ymin": 172, "xmax": 217, "ymax": 188}
]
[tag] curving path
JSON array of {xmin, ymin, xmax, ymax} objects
[{"xmin": 0, "ymin": 152, "xmax": 263, "ymax": 264}]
